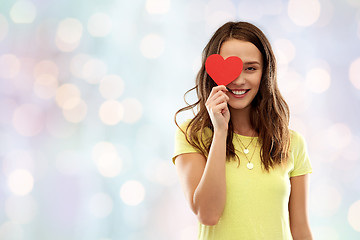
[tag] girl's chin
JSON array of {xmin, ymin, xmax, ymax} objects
[{"xmin": 228, "ymin": 103, "xmax": 252, "ymax": 111}]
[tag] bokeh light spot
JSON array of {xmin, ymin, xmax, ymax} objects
[
  {"xmin": 146, "ymin": 0, "xmax": 170, "ymax": 14},
  {"xmin": 306, "ymin": 68, "xmax": 331, "ymax": 93},
  {"xmin": 274, "ymin": 38, "xmax": 296, "ymax": 63},
  {"xmin": 348, "ymin": 200, "xmax": 360, "ymax": 232},
  {"xmin": 33, "ymin": 60, "xmax": 59, "ymax": 78},
  {"xmin": 87, "ymin": 13, "xmax": 112, "ymax": 37},
  {"xmin": 140, "ymin": 34, "xmax": 165, "ymax": 59},
  {"xmin": 288, "ymin": 0, "xmax": 321, "ymax": 26},
  {"xmin": 55, "ymin": 18, "xmax": 83, "ymax": 52},
  {"xmin": 95, "ymin": 152, "xmax": 122, "ymax": 178},
  {"xmin": 55, "ymin": 83, "xmax": 81, "ymax": 110},
  {"xmin": 8, "ymin": 169, "xmax": 34, "ymax": 196},
  {"xmin": 278, "ymin": 70, "xmax": 302, "ymax": 94},
  {"xmin": 33, "ymin": 74, "xmax": 58, "ymax": 99},
  {"xmin": 56, "ymin": 18, "xmax": 83, "ymax": 44},
  {"xmin": 92, "ymin": 142, "xmax": 131, "ymax": 176},
  {"xmin": 121, "ymin": 98, "xmax": 143, "ymax": 124},
  {"xmin": 99, "ymin": 100, "xmax": 124, "ymax": 125},
  {"xmin": 145, "ymin": 160, "xmax": 177, "ymax": 186},
  {"xmin": 120, "ymin": 180, "xmax": 145, "ymax": 206},
  {"xmin": 99, "ymin": 75, "xmax": 125, "ymax": 99},
  {"xmin": 92, "ymin": 142, "xmax": 117, "ymax": 162},
  {"xmin": 10, "ymin": 0, "xmax": 36, "ymax": 24},
  {"xmin": 70, "ymin": 53, "xmax": 92, "ymax": 78},
  {"xmin": 278, "ymin": 70, "xmax": 312, "ymax": 114},
  {"xmin": 349, "ymin": 58, "xmax": 360, "ymax": 89},
  {"xmin": 82, "ymin": 58, "xmax": 108, "ymax": 84},
  {"xmin": 62, "ymin": 99, "xmax": 87, "ymax": 123}
]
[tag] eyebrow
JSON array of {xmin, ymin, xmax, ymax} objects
[{"xmin": 243, "ymin": 61, "xmax": 261, "ymax": 65}]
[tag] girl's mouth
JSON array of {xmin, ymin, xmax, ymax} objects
[{"xmin": 229, "ymin": 89, "xmax": 250, "ymax": 98}]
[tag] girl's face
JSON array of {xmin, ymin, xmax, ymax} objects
[{"xmin": 219, "ymin": 39, "xmax": 263, "ymax": 111}]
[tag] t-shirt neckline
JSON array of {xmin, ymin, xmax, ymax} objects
[{"xmin": 233, "ymin": 132, "xmax": 259, "ymax": 139}]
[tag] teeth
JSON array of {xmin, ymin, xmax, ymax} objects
[{"xmin": 233, "ymin": 90, "xmax": 247, "ymax": 95}]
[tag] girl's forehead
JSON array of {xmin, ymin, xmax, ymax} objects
[{"xmin": 219, "ymin": 40, "xmax": 263, "ymax": 64}]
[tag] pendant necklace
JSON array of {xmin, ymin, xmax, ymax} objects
[
  {"xmin": 235, "ymin": 134, "xmax": 258, "ymax": 170},
  {"xmin": 236, "ymin": 132, "xmax": 255, "ymax": 155}
]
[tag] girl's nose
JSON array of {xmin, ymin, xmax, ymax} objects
[{"xmin": 232, "ymin": 72, "xmax": 245, "ymax": 85}]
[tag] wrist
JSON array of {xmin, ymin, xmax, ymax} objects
[{"xmin": 214, "ymin": 129, "xmax": 228, "ymax": 138}]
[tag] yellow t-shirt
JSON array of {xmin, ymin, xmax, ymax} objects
[{"xmin": 172, "ymin": 119, "xmax": 313, "ymax": 240}]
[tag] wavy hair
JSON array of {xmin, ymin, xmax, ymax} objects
[{"xmin": 174, "ymin": 21, "xmax": 290, "ymax": 172}]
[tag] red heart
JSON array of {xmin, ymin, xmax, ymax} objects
[{"xmin": 205, "ymin": 54, "xmax": 243, "ymax": 86}]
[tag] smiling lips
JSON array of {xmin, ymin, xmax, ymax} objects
[
  {"xmin": 228, "ymin": 89, "xmax": 250, "ymax": 98},
  {"xmin": 229, "ymin": 88, "xmax": 249, "ymax": 94}
]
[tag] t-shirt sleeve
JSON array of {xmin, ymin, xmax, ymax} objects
[
  {"xmin": 290, "ymin": 131, "xmax": 313, "ymax": 177},
  {"xmin": 172, "ymin": 119, "xmax": 202, "ymax": 165}
]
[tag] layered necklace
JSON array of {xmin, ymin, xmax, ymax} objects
[{"xmin": 235, "ymin": 133, "xmax": 258, "ymax": 170}]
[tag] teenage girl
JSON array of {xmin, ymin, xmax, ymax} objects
[{"xmin": 172, "ymin": 21, "xmax": 313, "ymax": 240}]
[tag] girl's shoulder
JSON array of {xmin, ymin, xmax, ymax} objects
[
  {"xmin": 176, "ymin": 118, "xmax": 212, "ymax": 138},
  {"xmin": 289, "ymin": 129, "xmax": 308, "ymax": 151},
  {"xmin": 177, "ymin": 118, "xmax": 192, "ymax": 129},
  {"xmin": 289, "ymin": 129, "xmax": 306, "ymax": 141}
]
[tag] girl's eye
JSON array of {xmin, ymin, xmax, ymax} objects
[{"xmin": 247, "ymin": 67, "xmax": 256, "ymax": 71}]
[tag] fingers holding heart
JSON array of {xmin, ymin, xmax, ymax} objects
[
  {"xmin": 211, "ymin": 91, "xmax": 230, "ymax": 105},
  {"xmin": 205, "ymin": 86, "xmax": 230, "ymax": 126}
]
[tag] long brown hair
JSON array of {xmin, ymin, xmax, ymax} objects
[{"xmin": 174, "ymin": 21, "xmax": 290, "ymax": 172}]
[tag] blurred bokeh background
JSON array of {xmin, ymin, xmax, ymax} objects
[{"xmin": 0, "ymin": 0, "xmax": 359, "ymax": 239}]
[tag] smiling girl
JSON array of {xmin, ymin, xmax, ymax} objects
[{"xmin": 172, "ymin": 21, "xmax": 313, "ymax": 239}]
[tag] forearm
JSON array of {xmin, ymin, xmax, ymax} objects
[
  {"xmin": 292, "ymin": 235, "xmax": 313, "ymax": 240},
  {"xmin": 193, "ymin": 130, "xmax": 227, "ymax": 225},
  {"xmin": 291, "ymin": 224, "xmax": 313, "ymax": 240}
]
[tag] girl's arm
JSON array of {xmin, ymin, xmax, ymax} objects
[
  {"xmin": 288, "ymin": 174, "xmax": 313, "ymax": 240},
  {"xmin": 174, "ymin": 129, "xmax": 227, "ymax": 226}
]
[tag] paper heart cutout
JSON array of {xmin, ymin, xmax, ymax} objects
[{"xmin": 205, "ymin": 54, "xmax": 243, "ymax": 86}]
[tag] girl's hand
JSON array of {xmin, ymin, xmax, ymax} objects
[{"xmin": 205, "ymin": 85, "xmax": 230, "ymax": 133}]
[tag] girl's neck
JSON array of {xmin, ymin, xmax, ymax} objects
[{"xmin": 229, "ymin": 106, "xmax": 258, "ymax": 137}]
